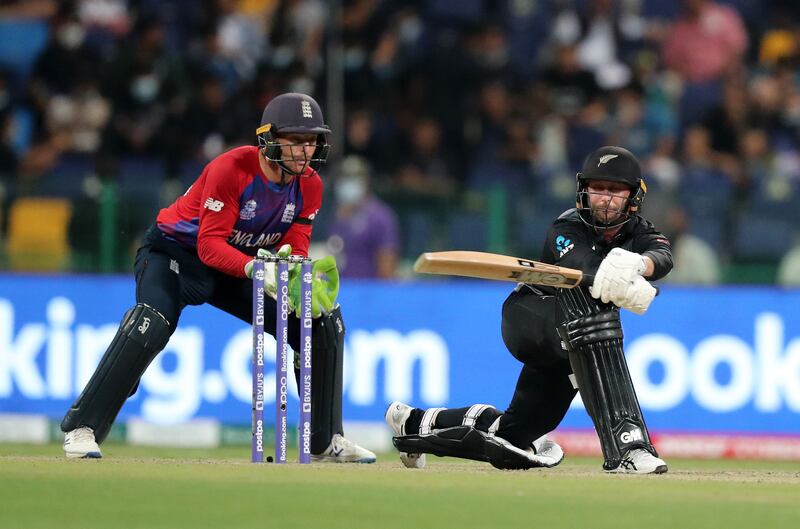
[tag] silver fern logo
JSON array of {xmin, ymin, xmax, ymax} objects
[{"xmin": 597, "ymin": 154, "xmax": 619, "ymax": 166}]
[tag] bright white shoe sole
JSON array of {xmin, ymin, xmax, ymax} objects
[
  {"xmin": 65, "ymin": 449, "xmax": 102, "ymax": 459},
  {"xmin": 385, "ymin": 401, "xmax": 426, "ymax": 469},
  {"xmin": 311, "ymin": 434, "xmax": 377, "ymax": 463}
]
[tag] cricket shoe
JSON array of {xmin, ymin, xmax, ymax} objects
[
  {"xmin": 531, "ymin": 434, "xmax": 564, "ymax": 467},
  {"xmin": 63, "ymin": 426, "xmax": 102, "ymax": 459},
  {"xmin": 385, "ymin": 401, "xmax": 425, "ymax": 469},
  {"xmin": 312, "ymin": 434, "xmax": 376, "ymax": 464},
  {"xmin": 486, "ymin": 435, "xmax": 564, "ymax": 470},
  {"xmin": 605, "ymin": 448, "xmax": 668, "ymax": 474}
]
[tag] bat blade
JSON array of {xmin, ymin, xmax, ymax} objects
[{"xmin": 413, "ymin": 251, "xmax": 589, "ymax": 288}]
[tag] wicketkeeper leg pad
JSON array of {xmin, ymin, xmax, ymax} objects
[
  {"xmin": 557, "ymin": 287, "xmax": 657, "ymax": 470},
  {"xmin": 299, "ymin": 306, "xmax": 345, "ymax": 454},
  {"xmin": 61, "ymin": 303, "xmax": 171, "ymax": 443}
]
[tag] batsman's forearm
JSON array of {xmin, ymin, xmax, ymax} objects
[{"xmin": 642, "ymin": 248, "xmax": 673, "ymax": 280}]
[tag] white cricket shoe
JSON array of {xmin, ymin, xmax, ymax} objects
[
  {"xmin": 605, "ymin": 448, "xmax": 668, "ymax": 474},
  {"xmin": 63, "ymin": 427, "xmax": 102, "ymax": 459},
  {"xmin": 312, "ymin": 434, "xmax": 376, "ymax": 463},
  {"xmin": 385, "ymin": 401, "xmax": 425, "ymax": 469},
  {"xmin": 487, "ymin": 434, "xmax": 564, "ymax": 469},
  {"xmin": 530, "ymin": 435, "xmax": 564, "ymax": 467}
]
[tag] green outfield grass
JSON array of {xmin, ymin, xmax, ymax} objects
[{"xmin": 1, "ymin": 443, "xmax": 798, "ymax": 529}]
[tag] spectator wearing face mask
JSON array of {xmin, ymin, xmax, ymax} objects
[
  {"xmin": 327, "ymin": 155, "xmax": 400, "ymax": 279},
  {"xmin": 100, "ymin": 15, "xmax": 188, "ymax": 165},
  {"xmin": 25, "ymin": 6, "xmax": 102, "ymax": 163},
  {"xmin": 28, "ymin": 7, "xmax": 97, "ymax": 99}
]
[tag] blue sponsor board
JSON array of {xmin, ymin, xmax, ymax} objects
[{"xmin": 1, "ymin": 275, "xmax": 799, "ymax": 434}]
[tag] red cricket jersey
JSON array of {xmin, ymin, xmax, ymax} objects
[{"xmin": 156, "ymin": 146, "xmax": 322, "ymax": 277}]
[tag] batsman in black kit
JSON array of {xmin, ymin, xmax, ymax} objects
[{"xmin": 387, "ymin": 146, "xmax": 673, "ymax": 474}]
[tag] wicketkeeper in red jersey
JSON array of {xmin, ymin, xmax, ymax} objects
[{"xmin": 61, "ymin": 93, "xmax": 376, "ymax": 463}]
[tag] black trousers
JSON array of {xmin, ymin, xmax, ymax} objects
[
  {"xmin": 135, "ymin": 226, "xmax": 293, "ymax": 342},
  {"xmin": 137, "ymin": 227, "xmax": 344, "ymax": 452},
  {"xmin": 432, "ymin": 285, "xmax": 577, "ymax": 448},
  {"xmin": 496, "ymin": 285, "xmax": 577, "ymax": 447}
]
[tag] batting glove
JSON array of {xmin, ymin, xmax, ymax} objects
[
  {"xmin": 612, "ymin": 274, "xmax": 657, "ymax": 315},
  {"xmin": 244, "ymin": 244, "xmax": 293, "ymax": 301},
  {"xmin": 590, "ymin": 248, "xmax": 646, "ymax": 304}
]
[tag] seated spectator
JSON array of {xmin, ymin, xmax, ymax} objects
[
  {"xmin": 661, "ymin": 205, "xmax": 721, "ymax": 285},
  {"xmin": 28, "ymin": 6, "xmax": 99, "ymax": 104},
  {"xmin": 539, "ymin": 43, "xmax": 603, "ymax": 119},
  {"xmin": 661, "ymin": 0, "xmax": 748, "ymax": 84},
  {"xmin": 327, "ymin": 155, "xmax": 400, "ymax": 279},
  {"xmin": 661, "ymin": 0, "xmax": 748, "ymax": 126},
  {"xmin": 101, "ymin": 16, "xmax": 188, "ymax": 170},
  {"xmin": 551, "ymin": 0, "xmax": 647, "ymax": 90},
  {"xmin": 702, "ymin": 79, "xmax": 749, "ymax": 156},
  {"xmin": 178, "ymin": 73, "xmax": 244, "ymax": 162},
  {"xmin": 607, "ymin": 80, "xmax": 676, "ymax": 161},
  {"xmin": 44, "ymin": 71, "xmax": 110, "ymax": 154},
  {"xmin": 682, "ymin": 124, "xmax": 739, "ymax": 189},
  {"xmin": 738, "ymin": 127, "xmax": 798, "ymax": 208},
  {"xmin": 394, "ymin": 115, "xmax": 456, "ymax": 196},
  {"xmin": 343, "ymin": 107, "xmax": 400, "ymax": 178}
]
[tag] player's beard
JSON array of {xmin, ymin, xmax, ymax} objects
[{"xmin": 591, "ymin": 200, "xmax": 626, "ymax": 225}]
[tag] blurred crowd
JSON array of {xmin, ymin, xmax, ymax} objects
[{"xmin": 2, "ymin": 0, "xmax": 800, "ymax": 283}]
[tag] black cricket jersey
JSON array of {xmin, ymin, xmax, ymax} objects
[{"xmin": 536, "ymin": 208, "xmax": 673, "ymax": 295}]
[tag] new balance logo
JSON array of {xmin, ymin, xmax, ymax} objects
[
  {"xmin": 620, "ymin": 428, "xmax": 643, "ymax": 444},
  {"xmin": 204, "ymin": 197, "xmax": 224, "ymax": 212},
  {"xmin": 301, "ymin": 101, "xmax": 312, "ymax": 118}
]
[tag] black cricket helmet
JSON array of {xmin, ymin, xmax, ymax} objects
[
  {"xmin": 575, "ymin": 145, "xmax": 647, "ymax": 230},
  {"xmin": 256, "ymin": 92, "xmax": 331, "ymax": 175}
]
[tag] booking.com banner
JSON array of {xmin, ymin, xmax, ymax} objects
[{"xmin": 1, "ymin": 274, "xmax": 799, "ymax": 436}]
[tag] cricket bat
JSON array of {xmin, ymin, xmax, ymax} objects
[{"xmin": 413, "ymin": 251, "xmax": 592, "ymax": 288}]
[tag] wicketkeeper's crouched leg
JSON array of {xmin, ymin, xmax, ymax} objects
[
  {"xmin": 61, "ymin": 303, "xmax": 172, "ymax": 443},
  {"xmin": 297, "ymin": 306, "xmax": 376, "ymax": 463},
  {"xmin": 296, "ymin": 306, "xmax": 344, "ymax": 454}
]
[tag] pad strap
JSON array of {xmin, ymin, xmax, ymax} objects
[
  {"xmin": 487, "ymin": 416, "xmax": 502, "ymax": 438},
  {"xmin": 419, "ymin": 407, "xmax": 445, "ymax": 435},
  {"xmin": 462, "ymin": 404, "xmax": 493, "ymax": 427},
  {"xmin": 563, "ymin": 311, "xmax": 623, "ymax": 348}
]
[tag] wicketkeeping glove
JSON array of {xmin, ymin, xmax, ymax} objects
[
  {"xmin": 244, "ymin": 244, "xmax": 293, "ymax": 301},
  {"xmin": 287, "ymin": 255, "xmax": 340, "ymax": 318}
]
